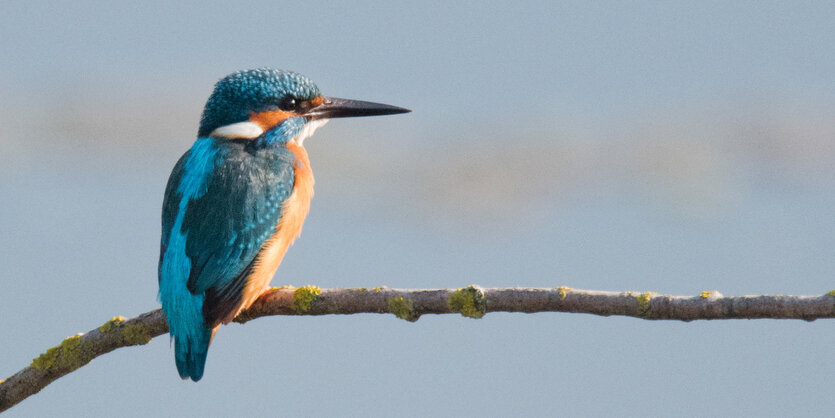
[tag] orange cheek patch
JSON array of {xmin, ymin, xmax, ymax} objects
[
  {"xmin": 310, "ymin": 96, "xmax": 324, "ymax": 107},
  {"xmin": 249, "ymin": 109, "xmax": 294, "ymax": 130}
]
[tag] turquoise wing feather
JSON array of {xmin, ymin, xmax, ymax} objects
[{"xmin": 158, "ymin": 137, "xmax": 295, "ymax": 380}]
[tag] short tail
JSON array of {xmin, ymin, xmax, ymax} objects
[{"xmin": 174, "ymin": 329, "xmax": 212, "ymax": 381}]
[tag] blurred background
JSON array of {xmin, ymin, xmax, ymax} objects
[{"xmin": 2, "ymin": 1, "xmax": 834, "ymax": 416}]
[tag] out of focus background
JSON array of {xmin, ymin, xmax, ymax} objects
[{"xmin": 2, "ymin": 1, "xmax": 834, "ymax": 416}]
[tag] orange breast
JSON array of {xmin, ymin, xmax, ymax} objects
[{"xmin": 233, "ymin": 141, "xmax": 314, "ymax": 319}]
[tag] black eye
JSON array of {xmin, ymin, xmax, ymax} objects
[{"xmin": 278, "ymin": 97, "xmax": 297, "ymax": 111}]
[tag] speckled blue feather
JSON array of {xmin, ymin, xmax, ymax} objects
[{"xmin": 198, "ymin": 68, "xmax": 320, "ymax": 137}]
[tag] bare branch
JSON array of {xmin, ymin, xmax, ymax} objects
[{"xmin": 2, "ymin": 285, "xmax": 834, "ymax": 412}]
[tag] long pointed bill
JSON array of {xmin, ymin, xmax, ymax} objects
[{"xmin": 307, "ymin": 96, "xmax": 411, "ymax": 120}]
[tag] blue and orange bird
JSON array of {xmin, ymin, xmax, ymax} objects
[{"xmin": 158, "ymin": 68, "xmax": 409, "ymax": 381}]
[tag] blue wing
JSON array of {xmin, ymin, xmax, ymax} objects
[
  {"xmin": 159, "ymin": 137, "xmax": 294, "ymax": 380},
  {"xmin": 162, "ymin": 137, "xmax": 295, "ymax": 325}
]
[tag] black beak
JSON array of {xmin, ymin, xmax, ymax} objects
[{"xmin": 307, "ymin": 96, "xmax": 411, "ymax": 120}]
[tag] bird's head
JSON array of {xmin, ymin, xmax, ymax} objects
[{"xmin": 198, "ymin": 68, "xmax": 409, "ymax": 145}]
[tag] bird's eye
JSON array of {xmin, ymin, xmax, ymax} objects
[{"xmin": 278, "ymin": 97, "xmax": 297, "ymax": 112}]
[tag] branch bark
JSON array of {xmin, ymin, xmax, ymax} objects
[{"xmin": 2, "ymin": 285, "xmax": 834, "ymax": 412}]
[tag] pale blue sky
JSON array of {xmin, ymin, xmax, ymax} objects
[{"xmin": 1, "ymin": 1, "xmax": 834, "ymax": 416}]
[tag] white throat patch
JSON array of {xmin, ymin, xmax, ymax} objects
[
  {"xmin": 209, "ymin": 121, "xmax": 264, "ymax": 139},
  {"xmin": 293, "ymin": 119, "xmax": 329, "ymax": 147}
]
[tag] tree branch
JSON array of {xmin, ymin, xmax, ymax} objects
[{"xmin": 2, "ymin": 285, "xmax": 834, "ymax": 412}]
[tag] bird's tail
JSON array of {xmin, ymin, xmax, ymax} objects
[{"xmin": 174, "ymin": 328, "xmax": 212, "ymax": 381}]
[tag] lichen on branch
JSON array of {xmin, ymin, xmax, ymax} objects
[{"xmin": 2, "ymin": 285, "xmax": 835, "ymax": 413}]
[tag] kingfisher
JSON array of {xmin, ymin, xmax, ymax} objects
[{"xmin": 158, "ymin": 68, "xmax": 409, "ymax": 381}]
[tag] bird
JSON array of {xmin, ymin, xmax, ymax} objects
[{"xmin": 158, "ymin": 68, "xmax": 410, "ymax": 381}]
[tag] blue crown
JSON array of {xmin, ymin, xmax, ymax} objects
[{"xmin": 198, "ymin": 68, "xmax": 321, "ymax": 137}]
